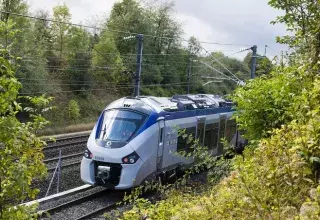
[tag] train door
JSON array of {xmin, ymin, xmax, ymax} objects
[
  {"xmin": 217, "ymin": 113, "xmax": 227, "ymax": 155},
  {"xmin": 197, "ymin": 116, "xmax": 206, "ymax": 146},
  {"xmin": 160, "ymin": 120, "xmax": 179, "ymax": 171},
  {"xmin": 157, "ymin": 119, "xmax": 165, "ymax": 171}
]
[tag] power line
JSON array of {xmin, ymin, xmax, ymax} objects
[
  {"xmin": 201, "ymin": 47, "xmax": 241, "ymax": 81},
  {"xmin": 18, "ymin": 82, "xmax": 196, "ymax": 95},
  {"xmin": 266, "ymin": 45, "xmax": 278, "ymax": 53},
  {"xmin": 0, "ymin": 10, "xmax": 253, "ymax": 47},
  {"xmin": 193, "ymin": 60, "xmax": 239, "ymax": 84},
  {"xmin": 224, "ymin": 49, "xmax": 251, "ymax": 58}
]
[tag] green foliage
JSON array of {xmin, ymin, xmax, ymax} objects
[
  {"xmin": 52, "ymin": 3, "xmax": 71, "ymax": 59},
  {"xmin": 268, "ymin": 0, "xmax": 320, "ymax": 68},
  {"xmin": 91, "ymin": 32, "xmax": 124, "ymax": 81},
  {"xmin": 0, "ymin": 55, "xmax": 50, "ymax": 218},
  {"xmin": 120, "ymin": 126, "xmax": 232, "ymax": 219},
  {"xmin": 121, "ymin": 1, "xmax": 320, "ymax": 217},
  {"xmin": 0, "ymin": 0, "xmax": 257, "ymax": 129},
  {"xmin": 243, "ymin": 52, "xmax": 273, "ymax": 76},
  {"xmin": 68, "ymin": 99, "xmax": 80, "ymax": 121},
  {"xmin": 231, "ymin": 65, "xmax": 310, "ymax": 141}
]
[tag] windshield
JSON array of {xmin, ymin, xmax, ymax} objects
[{"xmin": 97, "ymin": 109, "xmax": 147, "ymax": 142}]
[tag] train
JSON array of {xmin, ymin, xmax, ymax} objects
[{"xmin": 80, "ymin": 94, "xmax": 245, "ymax": 190}]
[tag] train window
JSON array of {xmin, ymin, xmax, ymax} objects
[
  {"xmin": 204, "ymin": 123, "xmax": 219, "ymax": 149},
  {"xmin": 226, "ymin": 119, "xmax": 237, "ymax": 142},
  {"xmin": 159, "ymin": 128, "xmax": 164, "ymax": 143},
  {"xmin": 97, "ymin": 109, "xmax": 147, "ymax": 143},
  {"xmin": 177, "ymin": 136, "xmax": 186, "ymax": 152},
  {"xmin": 177, "ymin": 127, "xmax": 196, "ymax": 152},
  {"xmin": 197, "ymin": 122, "xmax": 205, "ymax": 145}
]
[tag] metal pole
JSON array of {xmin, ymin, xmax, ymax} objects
[
  {"xmin": 56, "ymin": 149, "xmax": 62, "ymax": 193},
  {"xmin": 45, "ymin": 161, "xmax": 59, "ymax": 197},
  {"xmin": 187, "ymin": 58, "xmax": 191, "ymax": 94},
  {"xmin": 251, "ymin": 45, "xmax": 257, "ymax": 79},
  {"xmin": 134, "ymin": 34, "xmax": 143, "ymax": 97}
]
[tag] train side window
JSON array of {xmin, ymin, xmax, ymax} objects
[
  {"xmin": 177, "ymin": 135, "xmax": 186, "ymax": 152},
  {"xmin": 159, "ymin": 128, "xmax": 164, "ymax": 143},
  {"xmin": 226, "ymin": 119, "xmax": 237, "ymax": 142},
  {"xmin": 211, "ymin": 126, "xmax": 219, "ymax": 149},
  {"xmin": 204, "ymin": 123, "xmax": 219, "ymax": 149},
  {"xmin": 177, "ymin": 127, "xmax": 196, "ymax": 152}
]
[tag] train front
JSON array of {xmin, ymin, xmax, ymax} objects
[{"xmin": 80, "ymin": 98, "xmax": 158, "ymax": 189}]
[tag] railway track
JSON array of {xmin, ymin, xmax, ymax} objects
[
  {"xmin": 47, "ymin": 161, "xmax": 82, "ymax": 172},
  {"xmin": 45, "ymin": 152, "xmax": 83, "ymax": 172},
  {"xmin": 43, "ymin": 133, "xmax": 90, "ymax": 171},
  {"xmin": 43, "ymin": 136, "xmax": 89, "ymax": 151},
  {"xmin": 31, "ymin": 132, "xmax": 91, "ymax": 198},
  {"xmin": 39, "ymin": 188, "xmax": 124, "ymax": 220}
]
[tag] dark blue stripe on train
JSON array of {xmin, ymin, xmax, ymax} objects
[
  {"xmin": 135, "ymin": 112, "xmax": 158, "ymax": 136},
  {"xmin": 95, "ymin": 113, "xmax": 104, "ymax": 139},
  {"xmin": 163, "ymin": 107, "xmax": 234, "ymax": 120}
]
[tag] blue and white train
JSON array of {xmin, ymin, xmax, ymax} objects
[{"xmin": 80, "ymin": 94, "xmax": 244, "ymax": 189}]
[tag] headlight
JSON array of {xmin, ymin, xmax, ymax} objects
[
  {"xmin": 83, "ymin": 148, "xmax": 93, "ymax": 159},
  {"xmin": 122, "ymin": 152, "xmax": 139, "ymax": 164}
]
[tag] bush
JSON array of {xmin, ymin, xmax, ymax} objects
[
  {"xmin": 0, "ymin": 56, "xmax": 50, "ymax": 218},
  {"xmin": 121, "ymin": 67, "xmax": 320, "ymax": 220},
  {"xmin": 231, "ymin": 66, "xmax": 311, "ymax": 141},
  {"xmin": 68, "ymin": 99, "xmax": 80, "ymax": 121}
]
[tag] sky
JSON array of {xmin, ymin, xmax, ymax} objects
[{"xmin": 26, "ymin": 0, "xmax": 288, "ymax": 60}]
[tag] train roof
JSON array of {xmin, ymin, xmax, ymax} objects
[{"xmin": 104, "ymin": 94, "xmax": 232, "ymax": 114}]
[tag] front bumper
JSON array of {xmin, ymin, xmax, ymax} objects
[{"xmin": 80, "ymin": 157, "xmax": 144, "ymax": 190}]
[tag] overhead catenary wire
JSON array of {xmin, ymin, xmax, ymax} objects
[
  {"xmin": 194, "ymin": 60, "xmax": 239, "ymax": 84},
  {"xmin": 0, "ymin": 10, "xmax": 253, "ymax": 47},
  {"xmin": 201, "ymin": 46, "xmax": 242, "ymax": 82},
  {"xmin": 19, "ymin": 85, "xmax": 230, "ymax": 95},
  {"xmin": 266, "ymin": 45, "xmax": 278, "ymax": 53},
  {"xmin": 0, "ymin": 11, "xmax": 255, "ymax": 94},
  {"xmin": 18, "ymin": 82, "xmax": 205, "ymax": 95}
]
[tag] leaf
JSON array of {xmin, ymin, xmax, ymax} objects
[{"xmin": 310, "ymin": 157, "xmax": 320, "ymax": 163}]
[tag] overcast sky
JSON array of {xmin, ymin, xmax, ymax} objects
[{"xmin": 26, "ymin": 0, "xmax": 287, "ymax": 60}]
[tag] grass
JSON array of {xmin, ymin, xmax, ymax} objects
[{"xmin": 37, "ymin": 122, "xmax": 95, "ymax": 136}]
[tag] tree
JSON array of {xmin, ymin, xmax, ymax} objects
[
  {"xmin": 107, "ymin": 0, "xmax": 148, "ymax": 55},
  {"xmin": 91, "ymin": 31, "xmax": 125, "ymax": 85},
  {"xmin": 188, "ymin": 36, "xmax": 201, "ymax": 57},
  {"xmin": 66, "ymin": 26, "xmax": 93, "ymax": 96},
  {"xmin": 268, "ymin": 0, "xmax": 320, "ymax": 68},
  {"xmin": 0, "ymin": 0, "xmax": 28, "ymax": 50},
  {"xmin": 0, "ymin": 54, "xmax": 51, "ymax": 218},
  {"xmin": 17, "ymin": 10, "xmax": 53, "ymax": 95},
  {"xmin": 243, "ymin": 52, "xmax": 273, "ymax": 76},
  {"xmin": 52, "ymin": 4, "xmax": 71, "ymax": 60},
  {"xmin": 68, "ymin": 99, "xmax": 80, "ymax": 121}
]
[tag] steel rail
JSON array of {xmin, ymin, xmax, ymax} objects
[
  {"xmin": 43, "ymin": 139, "xmax": 88, "ymax": 151},
  {"xmin": 42, "ymin": 189, "xmax": 109, "ymax": 216},
  {"xmin": 47, "ymin": 161, "xmax": 81, "ymax": 172},
  {"xmin": 44, "ymin": 152, "xmax": 84, "ymax": 163},
  {"xmin": 74, "ymin": 202, "xmax": 118, "ymax": 220},
  {"xmin": 44, "ymin": 133, "xmax": 90, "ymax": 144}
]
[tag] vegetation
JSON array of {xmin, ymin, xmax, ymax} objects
[
  {"xmin": 4, "ymin": 0, "xmax": 318, "ymax": 219},
  {"xmin": 0, "ymin": 0, "xmax": 273, "ymax": 132},
  {"xmin": 118, "ymin": 0, "xmax": 320, "ymax": 219},
  {"xmin": 0, "ymin": 53, "xmax": 51, "ymax": 218}
]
